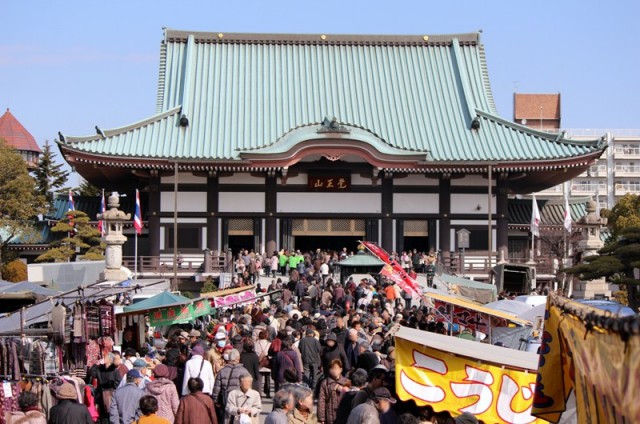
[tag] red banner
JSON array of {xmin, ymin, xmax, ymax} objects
[{"xmin": 360, "ymin": 241, "xmax": 422, "ymax": 298}]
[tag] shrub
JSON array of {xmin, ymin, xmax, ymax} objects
[{"xmin": 2, "ymin": 260, "xmax": 27, "ymax": 282}]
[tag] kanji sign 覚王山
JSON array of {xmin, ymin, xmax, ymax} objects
[{"xmin": 308, "ymin": 175, "xmax": 350, "ymax": 191}]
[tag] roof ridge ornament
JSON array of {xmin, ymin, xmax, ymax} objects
[{"xmin": 318, "ymin": 116, "xmax": 350, "ymax": 134}]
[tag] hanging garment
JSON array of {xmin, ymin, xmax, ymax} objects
[
  {"xmin": 86, "ymin": 339, "xmax": 101, "ymax": 369},
  {"xmin": 72, "ymin": 303, "xmax": 85, "ymax": 341},
  {"xmin": 7, "ymin": 340, "xmax": 21, "ymax": 381},
  {"xmin": 64, "ymin": 308, "xmax": 73, "ymax": 345},
  {"xmin": 40, "ymin": 381, "xmax": 57, "ymax": 420},
  {"xmin": 51, "ymin": 304, "xmax": 66, "ymax": 345},
  {"xmin": 28, "ymin": 342, "xmax": 45, "ymax": 377},
  {"xmin": 43, "ymin": 342, "xmax": 58, "ymax": 375},
  {"xmin": 99, "ymin": 303, "xmax": 114, "ymax": 337},
  {"xmin": 86, "ymin": 304, "xmax": 101, "ymax": 339},
  {"xmin": 0, "ymin": 381, "xmax": 20, "ymax": 424},
  {"xmin": 84, "ymin": 384, "xmax": 99, "ymax": 422}
]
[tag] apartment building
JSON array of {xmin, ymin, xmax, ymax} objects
[{"xmin": 514, "ymin": 94, "xmax": 639, "ymax": 209}]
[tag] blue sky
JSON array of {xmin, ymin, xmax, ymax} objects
[{"xmin": 1, "ymin": 0, "xmax": 639, "ymax": 183}]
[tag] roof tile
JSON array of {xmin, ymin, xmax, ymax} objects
[{"xmin": 0, "ymin": 108, "xmax": 42, "ymax": 153}]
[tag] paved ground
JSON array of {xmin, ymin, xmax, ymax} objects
[{"xmin": 258, "ymin": 396, "xmax": 273, "ymax": 424}]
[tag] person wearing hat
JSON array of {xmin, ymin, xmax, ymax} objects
[
  {"xmin": 48, "ymin": 382, "xmax": 93, "ymax": 424},
  {"xmin": 207, "ymin": 331, "xmax": 230, "ymax": 377},
  {"xmin": 177, "ymin": 331, "xmax": 190, "ymax": 357},
  {"xmin": 298, "ymin": 327, "xmax": 322, "ymax": 390},
  {"xmin": 346, "ymin": 387, "xmax": 396, "ymax": 424},
  {"xmin": 182, "ymin": 344, "xmax": 215, "ymax": 397},
  {"xmin": 110, "ymin": 369, "xmax": 145, "ymax": 424},
  {"xmin": 189, "ymin": 329, "xmax": 207, "ymax": 352},
  {"xmin": 118, "ymin": 358, "xmax": 151, "ymax": 389},
  {"xmin": 321, "ymin": 333, "xmax": 350, "ymax": 376},
  {"xmin": 144, "ymin": 364, "xmax": 180, "ymax": 423}
]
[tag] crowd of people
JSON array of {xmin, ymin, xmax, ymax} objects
[
  {"xmin": 230, "ymin": 248, "xmax": 437, "ymax": 290},
  {"xmin": 5, "ymin": 247, "xmax": 481, "ymax": 424}
]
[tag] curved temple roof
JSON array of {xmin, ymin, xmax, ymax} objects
[{"xmin": 58, "ymin": 30, "xmax": 604, "ymax": 173}]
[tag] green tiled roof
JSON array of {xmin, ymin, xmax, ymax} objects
[
  {"xmin": 59, "ymin": 30, "xmax": 603, "ymax": 164},
  {"xmin": 508, "ymin": 197, "xmax": 589, "ymax": 227}
]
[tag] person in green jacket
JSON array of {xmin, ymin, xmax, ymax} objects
[
  {"xmin": 288, "ymin": 252, "xmax": 300, "ymax": 274},
  {"xmin": 279, "ymin": 251, "xmax": 289, "ymax": 276}
]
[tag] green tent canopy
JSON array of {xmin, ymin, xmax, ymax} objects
[
  {"xmin": 122, "ymin": 291, "xmax": 211, "ymax": 326},
  {"xmin": 123, "ymin": 291, "xmax": 191, "ymax": 313}
]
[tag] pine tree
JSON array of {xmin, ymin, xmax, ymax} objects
[
  {"xmin": 35, "ymin": 210, "xmax": 104, "ymax": 263},
  {"xmin": 33, "ymin": 140, "xmax": 69, "ymax": 207},
  {"xmin": 565, "ymin": 226, "xmax": 640, "ymax": 311},
  {"xmin": 76, "ymin": 178, "xmax": 101, "ymax": 197}
]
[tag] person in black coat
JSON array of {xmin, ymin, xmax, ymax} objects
[
  {"xmin": 354, "ymin": 341, "xmax": 379, "ymax": 373},
  {"xmin": 49, "ymin": 382, "xmax": 94, "ymax": 424},
  {"xmin": 331, "ymin": 317, "xmax": 349, "ymax": 346},
  {"xmin": 239, "ymin": 339, "xmax": 261, "ymax": 392},
  {"xmin": 321, "ymin": 333, "xmax": 350, "ymax": 376}
]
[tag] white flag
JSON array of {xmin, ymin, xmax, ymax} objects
[
  {"xmin": 531, "ymin": 195, "xmax": 541, "ymax": 237},
  {"xmin": 564, "ymin": 197, "xmax": 572, "ymax": 233}
]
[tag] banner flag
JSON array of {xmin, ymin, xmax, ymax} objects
[
  {"xmin": 533, "ymin": 294, "xmax": 640, "ymax": 423},
  {"xmin": 213, "ymin": 290, "xmax": 257, "ymax": 308},
  {"xmin": 530, "ymin": 195, "xmax": 540, "ymax": 237},
  {"xmin": 360, "ymin": 241, "xmax": 422, "ymax": 298},
  {"xmin": 396, "ymin": 333, "xmax": 545, "ymax": 424}
]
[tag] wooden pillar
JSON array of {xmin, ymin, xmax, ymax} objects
[
  {"xmin": 496, "ymin": 175, "xmax": 509, "ymax": 262},
  {"xmin": 207, "ymin": 173, "xmax": 219, "ymax": 252},
  {"xmin": 381, "ymin": 174, "xmax": 393, "ymax": 252},
  {"xmin": 265, "ymin": 175, "xmax": 277, "ymax": 256},
  {"xmin": 428, "ymin": 220, "xmax": 437, "ymax": 252},
  {"xmin": 439, "ymin": 175, "xmax": 451, "ymax": 263},
  {"xmin": 148, "ymin": 172, "xmax": 161, "ymax": 258}
]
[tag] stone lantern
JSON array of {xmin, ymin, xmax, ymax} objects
[
  {"xmin": 573, "ymin": 199, "xmax": 610, "ymax": 298},
  {"xmin": 98, "ymin": 192, "xmax": 131, "ymax": 281}
]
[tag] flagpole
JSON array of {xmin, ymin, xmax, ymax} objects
[
  {"xmin": 561, "ymin": 188, "xmax": 567, "ymax": 293},
  {"xmin": 135, "ymin": 223, "xmax": 138, "ymax": 281}
]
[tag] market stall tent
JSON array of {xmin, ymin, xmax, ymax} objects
[{"xmin": 122, "ymin": 291, "xmax": 191, "ymax": 313}]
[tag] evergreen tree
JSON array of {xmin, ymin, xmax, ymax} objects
[
  {"xmin": 32, "ymin": 140, "xmax": 69, "ymax": 207},
  {"xmin": 565, "ymin": 226, "xmax": 640, "ymax": 311},
  {"xmin": 76, "ymin": 178, "xmax": 101, "ymax": 197},
  {"xmin": 0, "ymin": 140, "xmax": 47, "ymax": 265},
  {"xmin": 35, "ymin": 210, "xmax": 104, "ymax": 263}
]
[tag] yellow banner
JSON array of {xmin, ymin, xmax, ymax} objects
[
  {"xmin": 395, "ymin": 337, "xmax": 547, "ymax": 424},
  {"xmin": 532, "ymin": 295, "xmax": 640, "ymax": 423}
]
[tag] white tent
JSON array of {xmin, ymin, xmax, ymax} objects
[{"xmin": 483, "ymin": 299, "xmax": 533, "ymax": 316}]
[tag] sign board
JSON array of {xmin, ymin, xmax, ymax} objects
[
  {"xmin": 308, "ymin": 175, "xmax": 351, "ymax": 191},
  {"xmin": 213, "ymin": 289, "xmax": 257, "ymax": 308},
  {"xmin": 457, "ymin": 228, "xmax": 470, "ymax": 249},
  {"xmin": 150, "ymin": 304, "xmax": 193, "ymax": 326},
  {"xmin": 149, "ymin": 299, "xmax": 211, "ymax": 326},
  {"xmin": 396, "ymin": 336, "xmax": 544, "ymax": 423}
]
